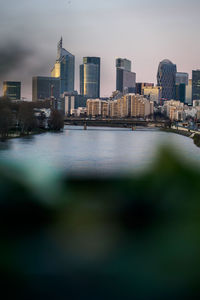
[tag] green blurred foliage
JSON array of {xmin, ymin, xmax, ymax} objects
[{"xmin": 0, "ymin": 148, "xmax": 200, "ymax": 299}]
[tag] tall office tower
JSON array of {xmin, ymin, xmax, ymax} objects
[
  {"xmin": 175, "ymin": 72, "xmax": 189, "ymax": 103},
  {"xmin": 186, "ymin": 79, "xmax": 192, "ymax": 105},
  {"xmin": 176, "ymin": 72, "xmax": 189, "ymax": 85},
  {"xmin": 32, "ymin": 76, "xmax": 60, "ymax": 101},
  {"xmin": 116, "ymin": 58, "xmax": 136, "ymax": 94},
  {"xmin": 3, "ymin": 81, "xmax": 21, "ymax": 100},
  {"xmin": 80, "ymin": 57, "xmax": 100, "ymax": 98},
  {"xmin": 157, "ymin": 59, "xmax": 177, "ymax": 100},
  {"xmin": 51, "ymin": 37, "xmax": 75, "ymax": 94},
  {"xmin": 192, "ymin": 70, "xmax": 200, "ymax": 100}
]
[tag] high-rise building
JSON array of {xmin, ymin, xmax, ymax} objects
[
  {"xmin": 51, "ymin": 37, "xmax": 75, "ymax": 94},
  {"xmin": 80, "ymin": 57, "xmax": 100, "ymax": 98},
  {"xmin": 176, "ymin": 72, "xmax": 189, "ymax": 85},
  {"xmin": 175, "ymin": 72, "xmax": 189, "ymax": 103},
  {"xmin": 116, "ymin": 58, "xmax": 136, "ymax": 94},
  {"xmin": 32, "ymin": 76, "xmax": 60, "ymax": 102},
  {"xmin": 186, "ymin": 79, "xmax": 192, "ymax": 105},
  {"xmin": 3, "ymin": 81, "xmax": 21, "ymax": 100},
  {"xmin": 157, "ymin": 59, "xmax": 177, "ymax": 100},
  {"xmin": 192, "ymin": 70, "xmax": 200, "ymax": 100}
]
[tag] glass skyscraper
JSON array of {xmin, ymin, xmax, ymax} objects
[
  {"xmin": 3, "ymin": 81, "xmax": 21, "ymax": 100},
  {"xmin": 116, "ymin": 58, "xmax": 136, "ymax": 94},
  {"xmin": 80, "ymin": 57, "xmax": 100, "ymax": 98},
  {"xmin": 157, "ymin": 59, "xmax": 177, "ymax": 100},
  {"xmin": 51, "ymin": 37, "xmax": 75, "ymax": 94},
  {"xmin": 175, "ymin": 72, "xmax": 189, "ymax": 103},
  {"xmin": 192, "ymin": 70, "xmax": 200, "ymax": 100},
  {"xmin": 32, "ymin": 77, "xmax": 60, "ymax": 102}
]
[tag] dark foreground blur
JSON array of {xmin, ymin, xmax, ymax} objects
[{"xmin": 1, "ymin": 148, "xmax": 200, "ymax": 300}]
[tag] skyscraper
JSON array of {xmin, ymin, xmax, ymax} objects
[
  {"xmin": 51, "ymin": 37, "xmax": 75, "ymax": 94},
  {"xmin": 157, "ymin": 59, "xmax": 177, "ymax": 100},
  {"xmin": 176, "ymin": 72, "xmax": 189, "ymax": 85},
  {"xmin": 80, "ymin": 57, "xmax": 100, "ymax": 98},
  {"xmin": 32, "ymin": 77, "xmax": 60, "ymax": 102},
  {"xmin": 175, "ymin": 72, "xmax": 189, "ymax": 103},
  {"xmin": 186, "ymin": 79, "xmax": 192, "ymax": 105},
  {"xmin": 192, "ymin": 70, "xmax": 200, "ymax": 100},
  {"xmin": 116, "ymin": 58, "xmax": 136, "ymax": 94},
  {"xmin": 3, "ymin": 81, "xmax": 21, "ymax": 100}
]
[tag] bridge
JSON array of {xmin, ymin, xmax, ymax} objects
[{"xmin": 64, "ymin": 118, "xmax": 171, "ymax": 129}]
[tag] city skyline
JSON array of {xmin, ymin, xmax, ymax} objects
[{"xmin": 0, "ymin": 0, "xmax": 200, "ymax": 99}]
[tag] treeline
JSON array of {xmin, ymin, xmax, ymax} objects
[{"xmin": 0, "ymin": 97, "xmax": 64, "ymax": 139}]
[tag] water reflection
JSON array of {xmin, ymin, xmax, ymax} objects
[
  {"xmin": 0, "ymin": 126, "xmax": 200, "ymax": 176},
  {"xmin": 0, "ymin": 140, "xmax": 11, "ymax": 151}
]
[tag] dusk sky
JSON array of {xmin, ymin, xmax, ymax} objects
[{"xmin": 0, "ymin": 0, "xmax": 200, "ymax": 99}]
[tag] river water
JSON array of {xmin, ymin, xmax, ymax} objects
[{"xmin": 0, "ymin": 126, "xmax": 200, "ymax": 177}]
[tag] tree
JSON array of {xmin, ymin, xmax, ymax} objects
[
  {"xmin": 0, "ymin": 107, "xmax": 13, "ymax": 138},
  {"xmin": 18, "ymin": 103, "xmax": 37, "ymax": 134},
  {"xmin": 48, "ymin": 110, "xmax": 64, "ymax": 131}
]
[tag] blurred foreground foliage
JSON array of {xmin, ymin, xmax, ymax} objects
[{"xmin": 1, "ymin": 148, "xmax": 200, "ymax": 299}]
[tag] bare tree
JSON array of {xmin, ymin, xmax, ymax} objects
[
  {"xmin": 18, "ymin": 103, "xmax": 37, "ymax": 134},
  {"xmin": 0, "ymin": 107, "xmax": 13, "ymax": 138},
  {"xmin": 48, "ymin": 110, "xmax": 64, "ymax": 131}
]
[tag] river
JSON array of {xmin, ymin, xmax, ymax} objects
[{"xmin": 0, "ymin": 126, "xmax": 200, "ymax": 177}]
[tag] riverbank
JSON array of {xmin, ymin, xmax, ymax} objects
[
  {"xmin": 161, "ymin": 127, "xmax": 200, "ymax": 148},
  {"xmin": 0, "ymin": 128, "xmax": 50, "ymax": 142},
  {"xmin": 161, "ymin": 128, "xmax": 192, "ymax": 137}
]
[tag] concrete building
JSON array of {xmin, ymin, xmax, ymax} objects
[
  {"xmin": 71, "ymin": 107, "xmax": 87, "ymax": 117},
  {"xmin": 3, "ymin": 81, "xmax": 21, "ymax": 100},
  {"xmin": 80, "ymin": 57, "xmax": 100, "ymax": 98},
  {"xmin": 32, "ymin": 77, "xmax": 60, "ymax": 101},
  {"xmin": 163, "ymin": 100, "xmax": 184, "ymax": 121},
  {"xmin": 136, "ymin": 83, "xmax": 154, "ymax": 95},
  {"xmin": 86, "ymin": 99, "xmax": 104, "ymax": 117},
  {"xmin": 130, "ymin": 94, "xmax": 154, "ymax": 118},
  {"xmin": 51, "ymin": 37, "xmax": 75, "ymax": 94},
  {"xmin": 110, "ymin": 100, "xmax": 119, "ymax": 118},
  {"xmin": 142, "ymin": 86, "xmax": 162, "ymax": 104},
  {"xmin": 62, "ymin": 92, "xmax": 87, "ymax": 115},
  {"xmin": 116, "ymin": 58, "xmax": 136, "ymax": 94}
]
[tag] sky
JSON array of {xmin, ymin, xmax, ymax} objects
[{"xmin": 0, "ymin": 0, "xmax": 200, "ymax": 99}]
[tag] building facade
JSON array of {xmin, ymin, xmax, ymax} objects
[
  {"xmin": 80, "ymin": 57, "xmax": 100, "ymax": 98},
  {"xmin": 51, "ymin": 37, "xmax": 75, "ymax": 94},
  {"xmin": 3, "ymin": 81, "xmax": 21, "ymax": 100},
  {"xmin": 136, "ymin": 83, "xmax": 154, "ymax": 95},
  {"xmin": 116, "ymin": 58, "xmax": 136, "ymax": 94},
  {"xmin": 157, "ymin": 59, "xmax": 177, "ymax": 100},
  {"xmin": 192, "ymin": 70, "xmax": 200, "ymax": 100},
  {"xmin": 142, "ymin": 86, "xmax": 162, "ymax": 104},
  {"xmin": 86, "ymin": 94, "xmax": 154, "ymax": 118},
  {"xmin": 63, "ymin": 92, "xmax": 88, "ymax": 115},
  {"xmin": 175, "ymin": 72, "xmax": 189, "ymax": 103},
  {"xmin": 176, "ymin": 72, "xmax": 189, "ymax": 85},
  {"xmin": 32, "ymin": 77, "xmax": 60, "ymax": 101},
  {"xmin": 186, "ymin": 79, "xmax": 192, "ymax": 105}
]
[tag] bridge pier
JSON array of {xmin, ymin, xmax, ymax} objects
[{"xmin": 84, "ymin": 123, "xmax": 87, "ymax": 130}]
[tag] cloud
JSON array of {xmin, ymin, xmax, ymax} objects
[{"xmin": 0, "ymin": 41, "xmax": 33, "ymax": 80}]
